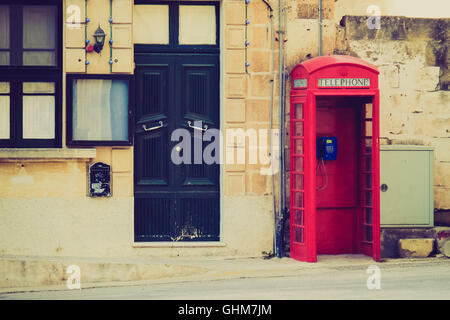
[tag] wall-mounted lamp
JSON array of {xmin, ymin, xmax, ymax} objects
[{"xmin": 93, "ymin": 25, "xmax": 106, "ymax": 54}]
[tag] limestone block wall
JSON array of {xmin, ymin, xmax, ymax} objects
[
  {"xmin": 2, "ymin": 0, "xmax": 448, "ymax": 260},
  {"xmin": 0, "ymin": 0, "xmax": 277, "ymax": 259},
  {"xmin": 64, "ymin": 0, "xmax": 135, "ymax": 198},
  {"xmin": 337, "ymin": 16, "xmax": 449, "ymax": 209},
  {"xmin": 282, "ymin": 1, "xmax": 449, "ymax": 211},
  {"xmin": 66, "ymin": 0, "xmax": 134, "ymax": 74},
  {"xmin": 224, "ymin": 0, "xmax": 275, "ymax": 197},
  {"xmin": 0, "ymin": 0, "xmax": 136, "ymax": 259},
  {"xmin": 222, "ymin": 0, "xmax": 277, "ymax": 255}
]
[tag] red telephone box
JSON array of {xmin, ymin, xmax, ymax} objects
[{"xmin": 289, "ymin": 55, "xmax": 380, "ymax": 262}]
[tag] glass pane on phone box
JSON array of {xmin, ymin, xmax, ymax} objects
[
  {"xmin": 294, "ymin": 227, "xmax": 304, "ymax": 243},
  {"xmin": 295, "ymin": 103, "xmax": 303, "ymax": 119},
  {"xmin": 294, "ymin": 121, "xmax": 303, "ymax": 136},
  {"xmin": 294, "ymin": 210, "xmax": 304, "ymax": 226},
  {"xmin": 293, "ymin": 174, "xmax": 303, "ymax": 190},
  {"xmin": 293, "ymin": 192, "xmax": 303, "ymax": 208},
  {"xmin": 294, "ymin": 139, "xmax": 303, "ymax": 154},
  {"xmin": 293, "ymin": 156, "xmax": 303, "ymax": 172}
]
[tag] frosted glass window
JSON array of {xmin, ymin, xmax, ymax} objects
[
  {"xmin": 0, "ymin": 82, "xmax": 9, "ymax": 94},
  {"xmin": 23, "ymin": 96, "xmax": 55, "ymax": 139},
  {"xmin": 179, "ymin": 5, "xmax": 216, "ymax": 45},
  {"xmin": 72, "ymin": 79, "xmax": 129, "ymax": 142},
  {"xmin": 0, "ymin": 96, "xmax": 10, "ymax": 139},
  {"xmin": 23, "ymin": 82, "xmax": 55, "ymax": 94},
  {"xmin": 0, "ymin": 82, "xmax": 9, "ymax": 139},
  {"xmin": 0, "ymin": 5, "xmax": 10, "ymax": 65},
  {"xmin": 23, "ymin": 6, "xmax": 56, "ymax": 49},
  {"xmin": 23, "ymin": 51, "xmax": 56, "ymax": 66},
  {"xmin": 134, "ymin": 5, "xmax": 169, "ymax": 44},
  {"xmin": 22, "ymin": 6, "xmax": 56, "ymax": 66},
  {"xmin": 0, "ymin": 6, "xmax": 9, "ymax": 49},
  {"xmin": 0, "ymin": 52, "xmax": 9, "ymax": 65}
]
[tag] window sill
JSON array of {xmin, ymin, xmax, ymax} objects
[
  {"xmin": 132, "ymin": 242, "xmax": 227, "ymax": 248},
  {"xmin": 0, "ymin": 148, "xmax": 96, "ymax": 162}
]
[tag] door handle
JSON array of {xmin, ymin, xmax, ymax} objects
[
  {"xmin": 187, "ymin": 121, "xmax": 208, "ymax": 132},
  {"xmin": 143, "ymin": 121, "xmax": 163, "ymax": 132},
  {"xmin": 381, "ymin": 184, "xmax": 388, "ymax": 192}
]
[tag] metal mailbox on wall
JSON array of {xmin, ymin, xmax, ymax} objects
[
  {"xmin": 89, "ymin": 162, "xmax": 111, "ymax": 197},
  {"xmin": 380, "ymin": 145, "xmax": 434, "ymax": 227}
]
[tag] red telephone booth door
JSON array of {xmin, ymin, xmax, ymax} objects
[
  {"xmin": 289, "ymin": 55, "xmax": 380, "ymax": 263},
  {"xmin": 290, "ymin": 95, "xmax": 317, "ymax": 262}
]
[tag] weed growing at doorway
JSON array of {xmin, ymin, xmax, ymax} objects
[{"xmin": 262, "ymin": 251, "xmax": 276, "ymax": 259}]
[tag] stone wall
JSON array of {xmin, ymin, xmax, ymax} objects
[
  {"xmin": 1, "ymin": 0, "xmax": 449, "ymax": 261},
  {"xmin": 283, "ymin": 1, "xmax": 449, "ymax": 210},
  {"xmin": 0, "ymin": 0, "xmax": 277, "ymax": 259},
  {"xmin": 336, "ymin": 16, "xmax": 450, "ymax": 209}
]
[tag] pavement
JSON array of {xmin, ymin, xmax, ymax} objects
[
  {"xmin": 2, "ymin": 260, "xmax": 450, "ymax": 299},
  {"xmin": 1, "ymin": 253, "xmax": 449, "ymax": 295}
]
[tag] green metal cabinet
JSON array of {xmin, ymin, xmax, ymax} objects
[{"xmin": 380, "ymin": 145, "xmax": 434, "ymax": 227}]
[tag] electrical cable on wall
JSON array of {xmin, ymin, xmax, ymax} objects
[
  {"xmin": 245, "ymin": 0, "xmax": 250, "ymax": 73},
  {"xmin": 109, "ymin": 0, "xmax": 113, "ymax": 72},
  {"xmin": 85, "ymin": 0, "xmax": 89, "ymax": 69}
]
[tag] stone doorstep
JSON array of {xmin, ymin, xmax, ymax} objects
[{"xmin": 398, "ymin": 238, "xmax": 435, "ymax": 258}]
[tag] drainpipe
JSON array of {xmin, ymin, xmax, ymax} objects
[
  {"xmin": 280, "ymin": 4, "xmax": 288, "ymax": 256},
  {"xmin": 318, "ymin": 0, "xmax": 323, "ymax": 56},
  {"xmin": 259, "ymin": 0, "xmax": 276, "ymax": 256},
  {"xmin": 275, "ymin": 0, "xmax": 285, "ymax": 258}
]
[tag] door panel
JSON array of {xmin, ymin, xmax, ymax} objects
[
  {"xmin": 134, "ymin": 194, "xmax": 174, "ymax": 241},
  {"xmin": 136, "ymin": 58, "xmax": 173, "ymax": 126},
  {"xmin": 135, "ymin": 131, "xmax": 170, "ymax": 186},
  {"xmin": 142, "ymin": 68, "xmax": 169, "ymax": 118},
  {"xmin": 177, "ymin": 56, "xmax": 220, "ymax": 191},
  {"xmin": 175, "ymin": 194, "xmax": 220, "ymax": 241},
  {"xmin": 134, "ymin": 53, "xmax": 220, "ymax": 242},
  {"xmin": 180, "ymin": 61, "xmax": 217, "ymax": 125}
]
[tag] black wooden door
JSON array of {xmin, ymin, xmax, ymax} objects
[{"xmin": 134, "ymin": 53, "xmax": 220, "ymax": 242}]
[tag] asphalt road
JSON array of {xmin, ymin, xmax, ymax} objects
[{"xmin": 1, "ymin": 260, "xmax": 449, "ymax": 300}]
